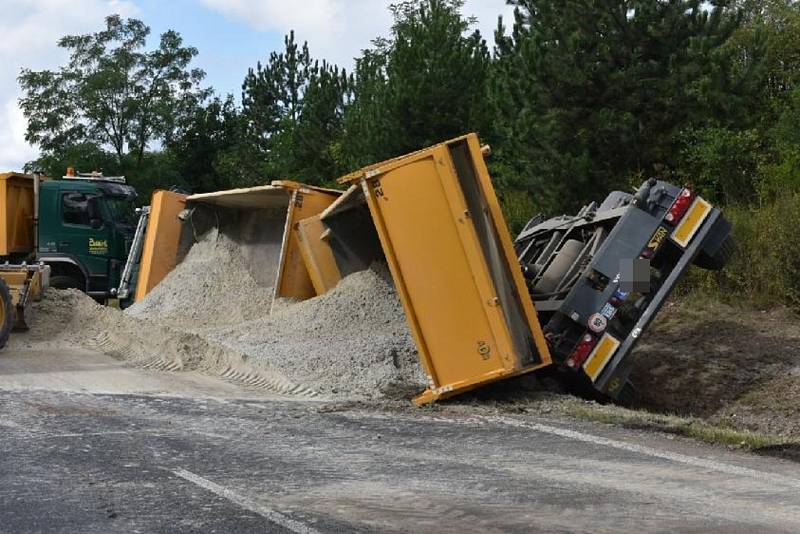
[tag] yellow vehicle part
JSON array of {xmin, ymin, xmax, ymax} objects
[
  {"xmin": 0, "ymin": 277, "xmax": 11, "ymax": 348},
  {"xmin": 134, "ymin": 190, "xmax": 187, "ymax": 302},
  {"xmin": 671, "ymin": 197, "xmax": 712, "ymax": 248},
  {"xmin": 273, "ymin": 181, "xmax": 341, "ymax": 300},
  {"xmin": 0, "ymin": 263, "xmax": 50, "ymax": 332},
  {"xmin": 138, "ymin": 182, "xmax": 341, "ymax": 306},
  {"xmin": 295, "ymin": 215, "xmax": 342, "ymax": 295},
  {"xmin": 337, "ymin": 133, "xmax": 553, "ymax": 404},
  {"xmin": 0, "ymin": 172, "xmax": 36, "ymax": 256}
]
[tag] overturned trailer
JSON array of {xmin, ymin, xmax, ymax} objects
[{"xmin": 295, "ymin": 134, "xmax": 733, "ymax": 404}]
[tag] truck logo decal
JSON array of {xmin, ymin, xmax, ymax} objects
[
  {"xmin": 648, "ymin": 226, "xmax": 669, "ymax": 251},
  {"xmin": 477, "ymin": 341, "xmax": 491, "ymax": 360},
  {"xmin": 88, "ymin": 238, "xmax": 108, "ymax": 255}
]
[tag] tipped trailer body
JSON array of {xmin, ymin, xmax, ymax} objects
[
  {"xmin": 515, "ymin": 179, "xmax": 732, "ymax": 399},
  {"xmin": 299, "ymin": 134, "xmax": 733, "ymax": 403}
]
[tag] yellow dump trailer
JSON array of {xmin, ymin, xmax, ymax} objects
[
  {"xmin": 134, "ymin": 181, "xmax": 341, "ymax": 306},
  {"xmin": 323, "ymin": 134, "xmax": 553, "ymax": 404},
  {"xmin": 134, "ymin": 190, "xmax": 188, "ymax": 302},
  {"xmin": 0, "ymin": 172, "xmax": 36, "ymax": 257},
  {"xmin": 0, "ymin": 173, "xmax": 50, "ymax": 342}
]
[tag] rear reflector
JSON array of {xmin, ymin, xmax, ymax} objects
[
  {"xmin": 664, "ymin": 188, "xmax": 694, "ymax": 226},
  {"xmin": 671, "ymin": 197, "xmax": 712, "ymax": 248},
  {"xmin": 583, "ymin": 334, "xmax": 621, "ymax": 382}
]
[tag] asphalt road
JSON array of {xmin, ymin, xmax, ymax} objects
[{"xmin": 2, "ymin": 348, "xmax": 800, "ymax": 533}]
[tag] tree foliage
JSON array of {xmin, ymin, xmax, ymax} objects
[
  {"xmin": 342, "ymin": 0, "xmax": 490, "ymax": 167},
  {"xmin": 235, "ymin": 31, "xmax": 350, "ymax": 184},
  {"xmin": 18, "ymin": 15, "xmax": 208, "ymax": 172},
  {"xmin": 488, "ymin": 0, "xmax": 762, "ymax": 213},
  {"xmin": 17, "ymin": 1, "xmax": 798, "ymax": 216}
]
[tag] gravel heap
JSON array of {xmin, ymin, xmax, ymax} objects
[
  {"xmin": 206, "ymin": 265, "xmax": 425, "ymax": 398},
  {"xmin": 18, "ymin": 225, "xmax": 425, "ymax": 400},
  {"xmin": 126, "ymin": 230, "xmax": 275, "ymax": 329}
]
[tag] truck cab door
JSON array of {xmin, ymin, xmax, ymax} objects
[{"xmin": 57, "ymin": 191, "xmax": 113, "ymax": 290}]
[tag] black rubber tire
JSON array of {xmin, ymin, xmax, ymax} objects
[
  {"xmin": 694, "ymin": 234, "xmax": 736, "ymax": 271},
  {"xmin": 50, "ymin": 275, "xmax": 85, "ymax": 291},
  {"xmin": 0, "ymin": 277, "xmax": 14, "ymax": 349}
]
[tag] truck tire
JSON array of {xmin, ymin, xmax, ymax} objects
[
  {"xmin": 50, "ymin": 275, "xmax": 85, "ymax": 292},
  {"xmin": 694, "ymin": 235, "xmax": 736, "ymax": 271},
  {"xmin": 0, "ymin": 278, "xmax": 14, "ymax": 349}
]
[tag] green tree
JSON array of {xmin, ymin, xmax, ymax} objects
[
  {"xmin": 342, "ymin": 0, "xmax": 490, "ymax": 168},
  {"xmin": 490, "ymin": 0, "xmax": 759, "ymax": 213},
  {"xmin": 167, "ymin": 95, "xmax": 242, "ymax": 192},
  {"xmin": 238, "ymin": 31, "xmax": 350, "ymax": 184},
  {"xmin": 18, "ymin": 15, "xmax": 209, "ymax": 175}
]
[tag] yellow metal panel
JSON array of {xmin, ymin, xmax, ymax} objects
[
  {"xmin": 134, "ymin": 190, "xmax": 187, "ymax": 302},
  {"xmin": 337, "ymin": 133, "xmax": 552, "ymax": 404},
  {"xmin": 296, "ymin": 215, "xmax": 342, "ymax": 295},
  {"xmin": 462, "ymin": 135, "xmax": 552, "ymax": 367},
  {"xmin": 275, "ymin": 188, "xmax": 341, "ymax": 300},
  {"xmin": 671, "ymin": 197, "xmax": 712, "ymax": 248},
  {"xmin": 583, "ymin": 334, "xmax": 620, "ymax": 382},
  {"xmin": 0, "ymin": 173, "xmax": 35, "ymax": 256},
  {"xmin": 362, "ymin": 152, "xmax": 518, "ymax": 391}
]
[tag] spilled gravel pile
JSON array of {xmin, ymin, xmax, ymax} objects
[
  {"xmin": 206, "ymin": 266, "xmax": 424, "ymax": 398},
  {"xmin": 15, "ymin": 288, "xmax": 311, "ymax": 396},
  {"xmin": 126, "ymin": 230, "xmax": 275, "ymax": 329},
  {"xmin": 16, "ymin": 227, "xmax": 424, "ymax": 400}
]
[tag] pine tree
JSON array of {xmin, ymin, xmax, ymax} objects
[
  {"xmin": 238, "ymin": 31, "xmax": 349, "ymax": 183},
  {"xmin": 490, "ymin": 0, "xmax": 754, "ymax": 213},
  {"xmin": 342, "ymin": 0, "xmax": 490, "ymax": 167}
]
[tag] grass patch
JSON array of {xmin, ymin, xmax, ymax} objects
[
  {"xmin": 557, "ymin": 398, "xmax": 783, "ymax": 450},
  {"xmin": 680, "ymin": 193, "xmax": 800, "ymax": 311}
]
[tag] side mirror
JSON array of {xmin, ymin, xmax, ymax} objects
[{"xmin": 90, "ymin": 218, "xmax": 104, "ymax": 230}]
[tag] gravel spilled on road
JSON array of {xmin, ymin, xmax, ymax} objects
[{"xmin": 18, "ymin": 229, "xmax": 425, "ymax": 401}]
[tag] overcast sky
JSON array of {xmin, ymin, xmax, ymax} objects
[{"xmin": 0, "ymin": 0, "xmax": 514, "ymax": 171}]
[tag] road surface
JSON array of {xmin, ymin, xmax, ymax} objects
[{"xmin": 2, "ymin": 347, "xmax": 800, "ymax": 533}]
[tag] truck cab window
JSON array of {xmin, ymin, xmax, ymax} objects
[{"xmin": 62, "ymin": 192, "xmax": 95, "ymax": 226}]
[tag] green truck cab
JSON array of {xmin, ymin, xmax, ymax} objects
[{"xmin": 36, "ymin": 177, "xmax": 138, "ymax": 301}]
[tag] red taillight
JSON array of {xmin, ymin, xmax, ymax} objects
[
  {"xmin": 665, "ymin": 188, "xmax": 694, "ymax": 226},
  {"xmin": 565, "ymin": 333, "xmax": 597, "ymax": 369}
]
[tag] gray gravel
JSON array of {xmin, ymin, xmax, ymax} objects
[
  {"xmin": 205, "ymin": 265, "xmax": 425, "ymax": 399},
  {"xmin": 126, "ymin": 230, "xmax": 275, "ymax": 330},
  {"xmin": 19, "ymin": 225, "xmax": 426, "ymax": 399}
]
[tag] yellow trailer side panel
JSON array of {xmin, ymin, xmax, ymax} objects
[
  {"xmin": 360, "ymin": 152, "xmax": 517, "ymax": 395},
  {"xmin": 0, "ymin": 173, "xmax": 35, "ymax": 256},
  {"xmin": 275, "ymin": 189, "xmax": 341, "ymax": 300},
  {"xmin": 340, "ymin": 134, "xmax": 552, "ymax": 404},
  {"xmin": 135, "ymin": 190, "xmax": 187, "ymax": 302},
  {"xmin": 296, "ymin": 215, "xmax": 342, "ymax": 295}
]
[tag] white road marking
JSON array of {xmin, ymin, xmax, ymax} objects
[
  {"xmin": 482, "ymin": 415, "xmax": 800, "ymax": 490},
  {"xmin": 172, "ymin": 468, "xmax": 322, "ymax": 534}
]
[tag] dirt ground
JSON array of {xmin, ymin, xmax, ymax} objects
[{"xmin": 630, "ymin": 299, "xmax": 800, "ymax": 439}]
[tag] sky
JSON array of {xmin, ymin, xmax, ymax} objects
[{"xmin": 0, "ymin": 0, "xmax": 515, "ymax": 172}]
